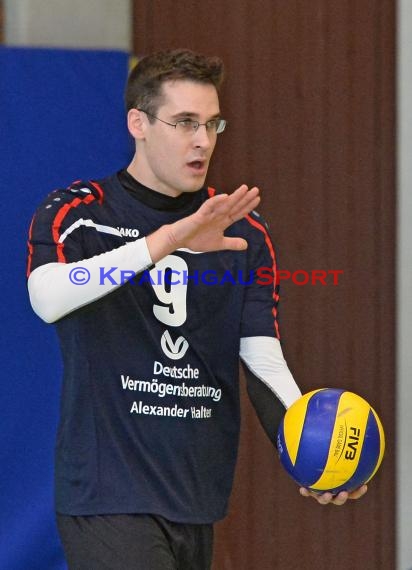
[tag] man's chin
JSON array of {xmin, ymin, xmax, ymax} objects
[{"xmin": 180, "ymin": 177, "xmax": 207, "ymax": 194}]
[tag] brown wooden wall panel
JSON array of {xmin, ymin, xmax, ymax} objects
[{"xmin": 132, "ymin": 2, "xmax": 396, "ymax": 569}]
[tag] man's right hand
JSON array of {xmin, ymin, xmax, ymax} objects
[{"xmin": 146, "ymin": 185, "xmax": 260, "ymax": 263}]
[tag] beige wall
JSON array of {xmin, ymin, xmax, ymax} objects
[{"xmin": 4, "ymin": 0, "xmax": 131, "ymax": 50}]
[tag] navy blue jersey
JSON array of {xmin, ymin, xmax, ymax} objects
[{"xmin": 27, "ymin": 173, "xmax": 280, "ymax": 523}]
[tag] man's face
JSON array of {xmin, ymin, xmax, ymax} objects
[{"xmin": 135, "ymin": 80, "xmax": 221, "ymax": 197}]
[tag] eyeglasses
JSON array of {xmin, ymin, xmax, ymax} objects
[{"xmin": 137, "ymin": 109, "xmax": 227, "ymax": 134}]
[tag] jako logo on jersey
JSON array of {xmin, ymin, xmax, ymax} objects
[
  {"xmin": 117, "ymin": 227, "xmax": 140, "ymax": 238},
  {"xmin": 161, "ymin": 330, "xmax": 189, "ymax": 360}
]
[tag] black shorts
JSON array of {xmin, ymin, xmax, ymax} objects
[{"xmin": 56, "ymin": 513, "xmax": 214, "ymax": 570}]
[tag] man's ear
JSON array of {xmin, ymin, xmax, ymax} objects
[{"xmin": 127, "ymin": 108, "xmax": 146, "ymax": 140}]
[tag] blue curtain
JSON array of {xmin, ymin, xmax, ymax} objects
[{"xmin": 0, "ymin": 46, "xmax": 132, "ymax": 570}]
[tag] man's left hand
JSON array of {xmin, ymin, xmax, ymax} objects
[{"xmin": 299, "ymin": 484, "xmax": 368, "ymax": 506}]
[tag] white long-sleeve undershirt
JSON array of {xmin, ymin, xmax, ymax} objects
[
  {"xmin": 28, "ymin": 238, "xmax": 153, "ymax": 324},
  {"xmin": 240, "ymin": 336, "xmax": 302, "ymax": 409}
]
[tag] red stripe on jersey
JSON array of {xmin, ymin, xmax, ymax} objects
[
  {"xmin": 245, "ymin": 214, "xmax": 280, "ymax": 338},
  {"xmin": 26, "ymin": 217, "xmax": 35, "ymax": 277},
  {"xmin": 27, "ymin": 191, "xmax": 98, "ymax": 275},
  {"xmin": 89, "ymin": 181, "xmax": 105, "ymax": 204},
  {"xmin": 207, "ymin": 187, "xmax": 216, "ymax": 198},
  {"xmin": 52, "ymin": 198, "xmax": 82, "ymax": 262},
  {"xmin": 52, "ymin": 194, "xmax": 95, "ymax": 262}
]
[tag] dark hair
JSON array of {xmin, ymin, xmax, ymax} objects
[{"xmin": 125, "ymin": 48, "xmax": 224, "ymax": 117}]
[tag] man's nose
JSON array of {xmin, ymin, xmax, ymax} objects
[{"xmin": 192, "ymin": 125, "xmax": 214, "ymax": 148}]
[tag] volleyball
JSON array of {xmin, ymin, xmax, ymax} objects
[{"xmin": 276, "ymin": 388, "xmax": 385, "ymax": 494}]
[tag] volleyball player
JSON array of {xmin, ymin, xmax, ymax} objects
[{"xmin": 27, "ymin": 49, "xmax": 367, "ymax": 570}]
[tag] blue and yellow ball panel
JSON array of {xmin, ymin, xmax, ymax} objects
[{"xmin": 276, "ymin": 389, "xmax": 385, "ymax": 494}]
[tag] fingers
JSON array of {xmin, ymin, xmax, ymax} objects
[
  {"xmin": 346, "ymin": 484, "xmax": 368, "ymax": 500},
  {"xmin": 201, "ymin": 185, "xmax": 260, "ymax": 223},
  {"xmin": 299, "ymin": 487, "xmax": 345, "ymax": 506},
  {"xmin": 228, "ymin": 186, "xmax": 260, "ymax": 222},
  {"xmin": 329, "ymin": 491, "xmax": 350, "ymax": 506},
  {"xmin": 329, "ymin": 484, "xmax": 368, "ymax": 505},
  {"xmin": 221, "ymin": 236, "xmax": 249, "ymax": 251},
  {"xmin": 299, "ymin": 484, "xmax": 368, "ymax": 506},
  {"xmin": 177, "ymin": 185, "xmax": 260, "ymax": 253},
  {"xmin": 227, "ymin": 185, "xmax": 259, "ymax": 210}
]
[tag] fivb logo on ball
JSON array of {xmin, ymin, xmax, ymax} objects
[{"xmin": 277, "ymin": 388, "xmax": 385, "ymax": 494}]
